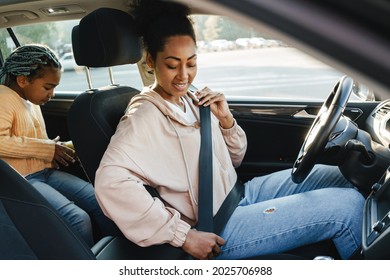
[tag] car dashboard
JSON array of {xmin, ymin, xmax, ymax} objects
[
  {"xmin": 363, "ymin": 167, "xmax": 390, "ymax": 259},
  {"xmin": 367, "ymin": 99, "xmax": 390, "ymax": 148},
  {"xmin": 362, "ymin": 100, "xmax": 390, "ymax": 259}
]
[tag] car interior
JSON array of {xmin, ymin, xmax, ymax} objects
[
  {"xmin": 1, "ymin": 0, "xmax": 390, "ymax": 260},
  {"xmin": 0, "ymin": 6, "xmax": 337, "ymax": 260}
]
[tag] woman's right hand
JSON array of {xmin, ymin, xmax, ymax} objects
[{"xmin": 182, "ymin": 229, "xmax": 225, "ymax": 260}]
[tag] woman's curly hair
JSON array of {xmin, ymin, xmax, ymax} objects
[{"xmin": 130, "ymin": 0, "xmax": 196, "ymax": 60}]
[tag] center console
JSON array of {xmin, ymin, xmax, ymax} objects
[{"xmin": 362, "ymin": 167, "xmax": 390, "ymax": 259}]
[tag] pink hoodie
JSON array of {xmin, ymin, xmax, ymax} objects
[{"xmin": 95, "ymin": 86, "xmax": 247, "ymax": 247}]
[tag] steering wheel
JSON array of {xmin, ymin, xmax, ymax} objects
[{"xmin": 291, "ymin": 75, "xmax": 354, "ymax": 183}]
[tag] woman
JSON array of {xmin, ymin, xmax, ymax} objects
[
  {"xmin": 0, "ymin": 44, "xmax": 119, "ymax": 247},
  {"xmin": 95, "ymin": 1, "xmax": 364, "ymax": 259}
]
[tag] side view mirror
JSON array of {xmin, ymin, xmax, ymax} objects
[{"xmin": 352, "ymin": 81, "xmax": 375, "ymax": 101}]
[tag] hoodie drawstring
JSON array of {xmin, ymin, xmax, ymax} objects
[{"xmin": 167, "ymin": 116, "xmax": 198, "ymax": 206}]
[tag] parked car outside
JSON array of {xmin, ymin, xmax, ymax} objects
[
  {"xmin": 59, "ymin": 52, "xmax": 84, "ymax": 72},
  {"xmin": 235, "ymin": 37, "xmax": 250, "ymax": 49}
]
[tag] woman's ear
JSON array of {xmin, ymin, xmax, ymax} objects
[
  {"xmin": 146, "ymin": 53, "xmax": 154, "ymax": 68},
  {"xmin": 16, "ymin": 75, "xmax": 29, "ymax": 88}
]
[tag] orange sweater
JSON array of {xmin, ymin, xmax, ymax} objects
[{"xmin": 0, "ymin": 85, "xmax": 55, "ymax": 176}]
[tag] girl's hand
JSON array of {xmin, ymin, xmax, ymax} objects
[
  {"xmin": 196, "ymin": 87, "xmax": 234, "ymax": 129},
  {"xmin": 52, "ymin": 137, "xmax": 77, "ymax": 169}
]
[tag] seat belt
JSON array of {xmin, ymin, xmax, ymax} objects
[
  {"xmin": 198, "ymin": 105, "xmax": 245, "ymax": 236},
  {"xmin": 213, "ymin": 180, "xmax": 244, "ymax": 235},
  {"xmin": 198, "ymin": 105, "xmax": 213, "ymax": 232}
]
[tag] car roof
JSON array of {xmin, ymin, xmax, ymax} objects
[
  {"xmin": 0, "ymin": 0, "xmax": 389, "ymax": 99},
  {"xmin": 0, "ymin": 0, "xmax": 128, "ymax": 27}
]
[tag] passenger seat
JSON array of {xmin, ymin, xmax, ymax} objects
[{"xmin": 68, "ymin": 7, "xmax": 142, "ymax": 184}]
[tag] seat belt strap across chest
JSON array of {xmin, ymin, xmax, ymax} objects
[
  {"xmin": 198, "ymin": 105, "xmax": 245, "ymax": 236},
  {"xmin": 197, "ymin": 105, "xmax": 213, "ymax": 232}
]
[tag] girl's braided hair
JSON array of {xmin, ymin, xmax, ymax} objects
[{"xmin": 0, "ymin": 44, "xmax": 61, "ymax": 85}]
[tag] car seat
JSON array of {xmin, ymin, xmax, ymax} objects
[
  {"xmin": 0, "ymin": 159, "xmax": 96, "ymax": 259},
  {"xmin": 67, "ymin": 7, "xmax": 142, "ymax": 184}
]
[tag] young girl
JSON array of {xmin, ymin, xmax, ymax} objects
[
  {"xmin": 0, "ymin": 44, "xmax": 119, "ymax": 247},
  {"xmin": 95, "ymin": 1, "xmax": 364, "ymax": 259}
]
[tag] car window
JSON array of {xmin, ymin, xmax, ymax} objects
[
  {"xmin": 0, "ymin": 20, "xmax": 143, "ymax": 93},
  {"xmin": 191, "ymin": 15, "xmax": 374, "ymax": 102},
  {"xmin": 0, "ymin": 16, "xmax": 374, "ymax": 101}
]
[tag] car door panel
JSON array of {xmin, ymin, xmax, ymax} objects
[
  {"xmin": 41, "ymin": 92, "xmax": 88, "ymax": 180},
  {"xmin": 41, "ymin": 93, "xmax": 76, "ymax": 140},
  {"xmin": 230, "ymin": 100, "xmax": 380, "ymax": 182}
]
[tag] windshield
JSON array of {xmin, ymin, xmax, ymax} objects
[{"xmin": 192, "ymin": 15, "xmax": 344, "ymax": 101}]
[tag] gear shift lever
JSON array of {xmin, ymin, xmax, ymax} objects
[{"xmin": 345, "ymin": 139, "xmax": 374, "ymax": 165}]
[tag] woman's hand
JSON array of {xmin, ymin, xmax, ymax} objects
[
  {"xmin": 52, "ymin": 137, "xmax": 77, "ymax": 169},
  {"xmin": 196, "ymin": 87, "xmax": 234, "ymax": 129},
  {"xmin": 182, "ymin": 229, "xmax": 225, "ymax": 260}
]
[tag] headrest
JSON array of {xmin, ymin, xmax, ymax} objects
[
  {"xmin": 71, "ymin": 25, "xmax": 84, "ymax": 65},
  {"xmin": 72, "ymin": 8, "xmax": 142, "ymax": 67}
]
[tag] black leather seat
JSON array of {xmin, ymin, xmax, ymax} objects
[
  {"xmin": 68, "ymin": 7, "xmax": 142, "ymax": 184},
  {"xmin": 68, "ymin": 86, "xmax": 140, "ymax": 184},
  {"xmin": 0, "ymin": 159, "xmax": 96, "ymax": 260}
]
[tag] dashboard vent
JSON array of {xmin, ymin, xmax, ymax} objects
[{"xmin": 374, "ymin": 103, "xmax": 390, "ymax": 119}]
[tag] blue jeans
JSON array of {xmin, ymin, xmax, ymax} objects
[
  {"xmin": 26, "ymin": 168, "xmax": 120, "ymax": 247},
  {"xmin": 216, "ymin": 165, "xmax": 365, "ymax": 260}
]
